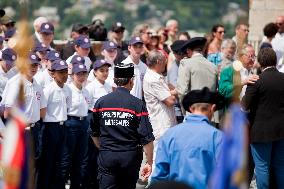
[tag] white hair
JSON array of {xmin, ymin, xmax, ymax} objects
[
  {"xmin": 166, "ymin": 19, "xmax": 178, "ymax": 28},
  {"xmin": 33, "ymin": 17, "xmax": 48, "ymax": 29}
]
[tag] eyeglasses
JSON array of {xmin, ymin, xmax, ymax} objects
[
  {"xmin": 217, "ymin": 30, "xmax": 225, "ymax": 34},
  {"xmin": 246, "ymin": 54, "xmax": 256, "ymax": 61},
  {"xmin": 4, "ymin": 23, "xmax": 15, "ymax": 28},
  {"xmin": 241, "ymin": 28, "xmax": 249, "ymax": 32}
]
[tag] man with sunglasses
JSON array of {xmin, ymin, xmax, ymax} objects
[
  {"xmin": 272, "ymin": 15, "xmax": 284, "ymax": 64},
  {"xmin": 61, "ymin": 23, "xmax": 96, "ymax": 62}
]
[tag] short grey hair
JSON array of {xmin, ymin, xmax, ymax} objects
[
  {"xmin": 221, "ymin": 39, "xmax": 236, "ymax": 50},
  {"xmin": 239, "ymin": 44, "xmax": 253, "ymax": 57},
  {"xmin": 132, "ymin": 24, "xmax": 149, "ymax": 37},
  {"xmin": 147, "ymin": 50, "xmax": 166, "ymax": 67},
  {"xmin": 33, "ymin": 17, "xmax": 48, "ymax": 29},
  {"xmin": 166, "ymin": 19, "xmax": 178, "ymax": 28}
]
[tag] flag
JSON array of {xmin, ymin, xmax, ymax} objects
[
  {"xmin": 0, "ymin": 108, "xmax": 31, "ymax": 189},
  {"xmin": 210, "ymin": 103, "xmax": 248, "ymax": 189}
]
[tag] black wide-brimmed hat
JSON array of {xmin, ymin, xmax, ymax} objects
[{"xmin": 182, "ymin": 87, "xmax": 224, "ymax": 111}]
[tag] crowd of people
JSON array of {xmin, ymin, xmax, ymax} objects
[{"xmin": 1, "ymin": 7, "xmax": 284, "ymax": 189}]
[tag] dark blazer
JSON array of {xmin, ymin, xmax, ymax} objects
[{"xmin": 242, "ymin": 67, "xmax": 284, "ymax": 142}]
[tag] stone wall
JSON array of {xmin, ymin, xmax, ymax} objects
[{"xmin": 249, "ymin": 0, "xmax": 284, "ymax": 51}]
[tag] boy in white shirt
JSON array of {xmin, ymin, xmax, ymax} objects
[{"xmin": 38, "ymin": 59, "xmax": 71, "ymax": 189}]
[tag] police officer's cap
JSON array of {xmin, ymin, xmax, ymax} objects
[
  {"xmin": 29, "ymin": 52, "xmax": 41, "ymax": 64},
  {"xmin": 129, "ymin": 36, "xmax": 143, "ymax": 46},
  {"xmin": 111, "ymin": 22, "xmax": 125, "ymax": 33},
  {"xmin": 93, "ymin": 59, "xmax": 111, "ymax": 70},
  {"xmin": 40, "ymin": 22, "xmax": 54, "ymax": 34},
  {"xmin": 70, "ymin": 55, "xmax": 85, "ymax": 65},
  {"xmin": 182, "ymin": 37, "xmax": 207, "ymax": 50},
  {"xmin": 33, "ymin": 42, "xmax": 49, "ymax": 53},
  {"xmin": 46, "ymin": 50, "xmax": 61, "ymax": 62},
  {"xmin": 170, "ymin": 40, "xmax": 188, "ymax": 53},
  {"xmin": 0, "ymin": 48, "xmax": 17, "ymax": 65},
  {"xmin": 74, "ymin": 35, "xmax": 91, "ymax": 49},
  {"xmin": 103, "ymin": 41, "xmax": 118, "ymax": 51},
  {"xmin": 114, "ymin": 63, "xmax": 134, "ymax": 78},
  {"xmin": 182, "ymin": 87, "xmax": 224, "ymax": 112},
  {"xmin": 4, "ymin": 28, "xmax": 16, "ymax": 40},
  {"xmin": 0, "ymin": 15, "xmax": 15, "ymax": 25},
  {"xmin": 72, "ymin": 63, "xmax": 87, "ymax": 74},
  {"xmin": 51, "ymin": 59, "xmax": 68, "ymax": 71}
]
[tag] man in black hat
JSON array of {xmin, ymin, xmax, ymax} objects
[
  {"xmin": 177, "ymin": 37, "xmax": 218, "ymax": 112},
  {"xmin": 151, "ymin": 87, "xmax": 223, "ymax": 189},
  {"xmin": 91, "ymin": 63, "xmax": 155, "ymax": 189},
  {"xmin": 61, "ymin": 23, "xmax": 96, "ymax": 62}
]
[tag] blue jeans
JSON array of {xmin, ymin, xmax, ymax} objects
[
  {"xmin": 251, "ymin": 139, "xmax": 284, "ymax": 189},
  {"xmin": 59, "ymin": 117, "xmax": 89, "ymax": 189}
]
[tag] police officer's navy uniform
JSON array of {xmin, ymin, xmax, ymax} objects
[
  {"xmin": 91, "ymin": 63, "xmax": 155, "ymax": 189},
  {"xmin": 59, "ymin": 63, "xmax": 92, "ymax": 189},
  {"xmin": 38, "ymin": 59, "xmax": 71, "ymax": 189}
]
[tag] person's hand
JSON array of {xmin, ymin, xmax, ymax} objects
[
  {"xmin": 243, "ymin": 74, "xmax": 259, "ymax": 85},
  {"xmin": 141, "ymin": 162, "xmax": 152, "ymax": 182}
]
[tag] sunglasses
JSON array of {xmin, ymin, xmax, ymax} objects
[{"xmin": 217, "ymin": 31, "xmax": 225, "ymax": 34}]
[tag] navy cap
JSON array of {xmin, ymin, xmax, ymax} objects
[
  {"xmin": 4, "ymin": 28, "xmax": 16, "ymax": 39},
  {"xmin": 51, "ymin": 59, "xmax": 68, "ymax": 71},
  {"xmin": 40, "ymin": 22, "xmax": 54, "ymax": 34},
  {"xmin": 33, "ymin": 42, "xmax": 49, "ymax": 52},
  {"xmin": 93, "ymin": 59, "xmax": 111, "ymax": 70},
  {"xmin": 129, "ymin": 36, "xmax": 143, "ymax": 45},
  {"xmin": 1, "ymin": 48, "xmax": 17, "ymax": 65},
  {"xmin": 111, "ymin": 22, "xmax": 125, "ymax": 32},
  {"xmin": 103, "ymin": 41, "xmax": 118, "ymax": 51},
  {"xmin": 182, "ymin": 87, "xmax": 224, "ymax": 112},
  {"xmin": 72, "ymin": 63, "xmax": 87, "ymax": 74},
  {"xmin": 114, "ymin": 63, "xmax": 134, "ymax": 78},
  {"xmin": 46, "ymin": 50, "xmax": 60, "ymax": 61},
  {"xmin": 182, "ymin": 37, "xmax": 207, "ymax": 50},
  {"xmin": 29, "ymin": 52, "xmax": 41, "ymax": 64},
  {"xmin": 70, "ymin": 55, "xmax": 85, "ymax": 64},
  {"xmin": 170, "ymin": 40, "xmax": 187, "ymax": 53},
  {"xmin": 74, "ymin": 35, "xmax": 91, "ymax": 48}
]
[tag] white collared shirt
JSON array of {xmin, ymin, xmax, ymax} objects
[
  {"xmin": 43, "ymin": 81, "xmax": 71, "ymax": 122},
  {"xmin": 239, "ymin": 67, "xmax": 254, "ymax": 99},
  {"xmin": 2, "ymin": 74, "xmax": 47, "ymax": 123},
  {"xmin": 0, "ymin": 66, "xmax": 18, "ymax": 96},
  {"xmin": 272, "ymin": 33, "xmax": 284, "ymax": 64},
  {"xmin": 143, "ymin": 68, "xmax": 177, "ymax": 140},
  {"xmin": 121, "ymin": 56, "xmax": 147, "ymax": 99},
  {"xmin": 34, "ymin": 69, "xmax": 54, "ymax": 89},
  {"xmin": 85, "ymin": 78, "xmax": 112, "ymax": 109},
  {"xmin": 67, "ymin": 82, "xmax": 91, "ymax": 117}
]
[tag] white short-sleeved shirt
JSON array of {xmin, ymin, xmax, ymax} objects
[
  {"xmin": 3, "ymin": 74, "xmax": 47, "ymax": 123},
  {"xmin": 85, "ymin": 78, "xmax": 112, "ymax": 109},
  {"xmin": 143, "ymin": 68, "xmax": 177, "ymax": 140},
  {"xmin": 0, "ymin": 66, "xmax": 18, "ymax": 96},
  {"xmin": 122, "ymin": 56, "xmax": 147, "ymax": 99},
  {"xmin": 66, "ymin": 52, "xmax": 92, "ymax": 71},
  {"xmin": 87, "ymin": 66, "xmax": 116, "ymax": 88},
  {"xmin": 43, "ymin": 81, "xmax": 71, "ymax": 122},
  {"xmin": 67, "ymin": 83, "xmax": 92, "ymax": 117},
  {"xmin": 34, "ymin": 69, "xmax": 54, "ymax": 89}
]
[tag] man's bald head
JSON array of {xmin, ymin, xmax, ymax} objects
[{"xmin": 276, "ymin": 15, "xmax": 284, "ymax": 33}]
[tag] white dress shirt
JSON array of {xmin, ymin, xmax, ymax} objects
[
  {"xmin": 67, "ymin": 83, "xmax": 91, "ymax": 117},
  {"xmin": 43, "ymin": 81, "xmax": 71, "ymax": 122},
  {"xmin": 34, "ymin": 69, "xmax": 54, "ymax": 89},
  {"xmin": 85, "ymin": 78, "xmax": 112, "ymax": 109},
  {"xmin": 2, "ymin": 74, "xmax": 47, "ymax": 123},
  {"xmin": 122, "ymin": 56, "xmax": 147, "ymax": 99},
  {"xmin": 272, "ymin": 32, "xmax": 284, "ymax": 66}
]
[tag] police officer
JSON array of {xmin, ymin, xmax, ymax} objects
[{"xmin": 91, "ymin": 63, "xmax": 155, "ymax": 189}]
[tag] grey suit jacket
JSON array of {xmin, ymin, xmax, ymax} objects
[{"xmin": 177, "ymin": 54, "xmax": 218, "ymax": 102}]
